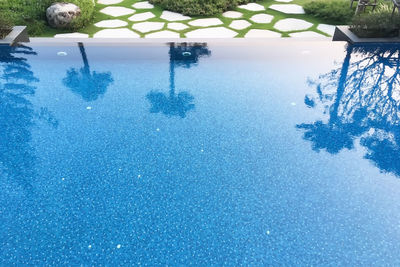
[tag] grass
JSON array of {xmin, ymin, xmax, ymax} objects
[{"xmin": 35, "ymin": 0, "xmax": 358, "ymax": 37}]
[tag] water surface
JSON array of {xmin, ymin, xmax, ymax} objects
[{"xmin": 1, "ymin": 41, "xmax": 400, "ymax": 266}]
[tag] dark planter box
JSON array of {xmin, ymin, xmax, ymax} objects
[
  {"xmin": 333, "ymin": 25, "xmax": 400, "ymax": 44},
  {"xmin": 0, "ymin": 26, "xmax": 30, "ymax": 46}
]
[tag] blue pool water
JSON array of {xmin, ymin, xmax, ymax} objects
[{"xmin": 1, "ymin": 41, "xmax": 400, "ymax": 266}]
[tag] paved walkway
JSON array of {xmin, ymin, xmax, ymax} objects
[{"xmin": 54, "ymin": 0, "xmax": 335, "ymax": 38}]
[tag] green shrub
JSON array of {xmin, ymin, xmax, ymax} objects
[
  {"xmin": 0, "ymin": 16, "xmax": 12, "ymax": 39},
  {"xmin": 0, "ymin": 0, "xmax": 94, "ymax": 36},
  {"xmin": 149, "ymin": 0, "xmax": 257, "ymax": 16},
  {"xmin": 350, "ymin": 5, "xmax": 400, "ymax": 37},
  {"xmin": 0, "ymin": 1, "xmax": 47, "ymax": 35},
  {"xmin": 69, "ymin": 0, "xmax": 95, "ymax": 29},
  {"xmin": 304, "ymin": 0, "xmax": 355, "ymax": 25}
]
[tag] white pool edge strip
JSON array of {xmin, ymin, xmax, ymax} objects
[{"xmin": 28, "ymin": 37, "xmax": 333, "ymax": 45}]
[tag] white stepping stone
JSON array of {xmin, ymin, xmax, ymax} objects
[
  {"xmin": 94, "ymin": 19, "xmax": 128, "ymax": 28},
  {"xmin": 132, "ymin": 1, "xmax": 154, "ymax": 9},
  {"xmin": 128, "ymin": 12, "xmax": 155, "ymax": 21},
  {"xmin": 160, "ymin": 11, "xmax": 191, "ymax": 21},
  {"xmin": 222, "ymin": 11, "xmax": 243, "ymax": 18},
  {"xmin": 269, "ymin": 4, "xmax": 304, "ymax": 14},
  {"xmin": 185, "ymin": 27, "xmax": 238, "ymax": 38},
  {"xmin": 238, "ymin": 3, "xmax": 265, "ymax": 11},
  {"xmin": 275, "ymin": 0, "xmax": 293, "ymax": 2},
  {"xmin": 132, "ymin": 22, "xmax": 164, "ymax": 33},
  {"xmin": 167, "ymin": 23, "xmax": 188, "ymax": 31},
  {"xmin": 145, "ymin": 30, "xmax": 180, "ymax": 38},
  {"xmin": 54, "ymin": 32, "xmax": 88, "ymax": 38},
  {"xmin": 188, "ymin": 18, "xmax": 223, "ymax": 27},
  {"xmin": 250, "ymin": 14, "xmax": 273, "ymax": 24},
  {"xmin": 317, "ymin": 24, "xmax": 336, "ymax": 36},
  {"xmin": 93, "ymin": 28, "xmax": 140, "ymax": 38},
  {"xmin": 98, "ymin": 0, "xmax": 123, "ymax": 4},
  {"xmin": 289, "ymin": 31, "xmax": 327, "ymax": 38},
  {"xmin": 229, "ymin": 20, "xmax": 251, "ymax": 30},
  {"xmin": 274, "ymin": 18, "xmax": 312, "ymax": 31},
  {"xmin": 100, "ymin": 6, "xmax": 136, "ymax": 17},
  {"xmin": 245, "ymin": 29, "xmax": 281, "ymax": 38}
]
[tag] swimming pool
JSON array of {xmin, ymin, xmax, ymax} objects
[{"xmin": 1, "ymin": 40, "xmax": 400, "ymax": 265}]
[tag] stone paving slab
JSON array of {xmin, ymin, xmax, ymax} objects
[
  {"xmin": 250, "ymin": 14, "xmax": 274, "ymax": 24},
  {"xmin": 229, "ymin": 20, "xmax": 252, "ymax": 30},
  {"xmin": 245, "ymin": 29, "xmax": 281, "ymax": 38},
  {"xmin": 167, "ymin": 23, "xmax": 189, "ymax": 31},
  {"xmin": 188, "ymin": 18, "xmax": 223, "ymax": 27},
  {"xmin": 317, "ymin": 24, "xmax": 335, "ymax": 36},
  {"xmin": 145, "ymin": 30, "xmax": 180, "ymax": 38},
  {"xmin": 185, "ymin": 27, "xmax": 238, "ymax": 38},
  {"xmin": 98, "ymin": 0, "xmax": 123, "ymax": 5},
  {"xmin": 222, "ymin": 11, "xmax": 243, "ymax": 18},
  {"xmin": 128, "ymin": 12, "xmax": 155, "ymax": 21},
  {"xmin": 269, "ymin": 4, "xmax": 305, "ymax": 14},
  {"xmin": 94, "ymin": 19, "xmax": 128, "ymax": 28},
  {"xmin": 132, "ymin": 22, "xmax": 165, "ymax": 33},
  {"xmin": 160, "ymin": 11, "xmax": 191, "ymax": 21},
  {"xmin": 274, "ymin": 18, "xmax": 312, "ymax": 31},
  {"xmin": 100, "ymin": 6, "xmax": 136, "ymax": 17},
  {"xmin": 132, "ymin": 1, "xmax": 154, "ymax": 9},
  {"xmin": 238, "ymin": 3, "xmax": 265, "ymax": 11},
  {"xmin": 93, "ymin": 28, "xmax": 140, "ymax": 38}
]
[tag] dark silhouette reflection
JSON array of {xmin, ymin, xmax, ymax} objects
[
  {"xmin": 146, "ymin": 43, "xmax": 211, "ymax": 118},
  {"xmin": 0, "ymin": 45, "xmax": 38, "ymax": 188},
  {"xmin": 297, "ymin": 44, "xmax": 400, "ymax": 176},
  {"xmin": 63, "ymin": 43, "xmax": 113, "ymax": 102}
]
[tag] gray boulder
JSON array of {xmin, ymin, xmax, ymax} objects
[{"xmin": 46, "ymin": 2, "xmax": 81, "ymax": 28}]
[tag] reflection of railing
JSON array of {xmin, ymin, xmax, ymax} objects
[
  {"xmin": 297, "ymin": 44, "xmax": 400, "ymax": 177},
  {"xmin": 63, "ymin": 42, "xmax": 113, "ymax": 102},
  {"xmin": 146, "ymin": 43, "xmax": 211, "ymax": 118}
]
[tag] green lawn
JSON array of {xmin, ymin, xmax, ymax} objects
[{"xmin": 37, "ymin": 0, "xmax": 347, "ymax": 37}]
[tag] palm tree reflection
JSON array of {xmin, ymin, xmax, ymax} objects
[
  {"xmin": 0, "ymin": 45, "xmax": 38, "ymax": 188},
  {"xmin": 297, "ymin": 44, "xmax": 400, "ymax": 176},
  {"xmin": 63, "ymin": 43, "xmax": 113, "ymax": 102},
  {"xmin": 146, "ymin": 43, "xmax": 211, "ymax": 118}
]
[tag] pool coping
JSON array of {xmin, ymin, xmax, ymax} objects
[{"xmin": 28, "ymin": 37, "xmax": 334, "ymax": 46}]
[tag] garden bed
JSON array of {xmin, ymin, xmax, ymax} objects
[{"xmin": 332, "ymin": 25, "xmax": 400, "ymax": 43}]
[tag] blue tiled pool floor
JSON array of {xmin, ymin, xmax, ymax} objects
[{"xmin": 1, "ymin": 42, "xmax": 400, "ymax": 266}]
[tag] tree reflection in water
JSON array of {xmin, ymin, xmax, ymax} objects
[
  {"xmin": 297, "ymin": 44, "xmax": 400, "ymax": 176},
  {"xmin": 146, "ymin": 43, "xmax": 211, "ymax": 118},
  {"xmin": 0, "ymin": 46, "xmax": 44, "ymax": 188},
  {"xmin": 63, "ymin": 43, "xmax": 113, "ymax": 102}
]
